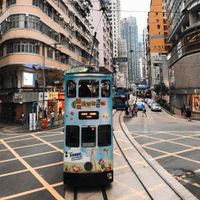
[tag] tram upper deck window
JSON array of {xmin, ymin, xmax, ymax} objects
[
  {"xmin": 81, "ymin": 126, "xmax": 96, "ymax": 147},
  {"xmin": 101, "ymin": 80, "xmax": 110, "ymax": 97},
  {"xmin": 79, "ymin": 80, "xmax": 99, "ymax": 98},
  {"xmin": 98, "ymin": 125, "xmax": 111, "ymax": 146},
  {"xmin": 67, "ymin": 80, "xmax": 76, "ymax": 98},
  {"xmin": 66, "ymin": 125, "xmax": 79, "ymax": 147}
]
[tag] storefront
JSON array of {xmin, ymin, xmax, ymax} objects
[
  {"xmin": 47, "ymin": 92, "xmax": 59, "ymax": 114},
  {"xmin": 192, "ymin": 95, "xmax": 200, "ymax": 112},
  {"xmin": 58, "ymin": 92, "xmax": 64, "ymax": 115}
]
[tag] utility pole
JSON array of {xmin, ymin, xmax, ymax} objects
[
  {"xmin": 42, "ymin": 44, "xmax": 46, "ymax": 119},
  {"xmin": 89, "ymin": 32, "xmax": 97, "ymax": 67}
]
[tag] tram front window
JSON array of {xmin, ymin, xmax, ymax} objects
[
  {"xmin": 66, "ymin": 126, "xmax": 79, "ymax": 147},
  {"xmin": 67, "ymin": 80, "xmax": 76, "ymax": 98},
  {"xmin": 82, "ymin": 126, "xmax": 96, "ymax": 147},
  {"xmin": 79, "ymin": 80, "xmax": 99, "ymax": 98},
  {"xmin": 101, "ymin": 80, "xmax": 110, "ymax": 97},
  {"xmin": 98, "ymin": 125, "xmax": 111, "ymax": 146}
]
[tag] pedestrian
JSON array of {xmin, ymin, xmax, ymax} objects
[
  {"xmin": 133, "ymin": 103, "xmax": 138, "ymax": 117},
  {"xmin": 185, "ymin": 107, "xmax": 192, "ymax": 122},
  {"xmin": 181, "ymin": 104, "xmax": 185, "ymax": 116},
  {"xmin": 43, "ymin": 108, "xmax": 47, "ymax": 119},
  {"xmin": 125, "ymin": 100, "xmax": 129, "ymax": 116},
  {"xmin": 50, "ymin": 110, "xmax": 55, "ymax": 127},
  {"xmin": 129, "ymin": 101, "xmax": 134, "ymax": 117},
  {"xmin": 59, "ymin": 106, "xmax": 62, "ymax": 117},
  {"xmin": 142, "ymin": 103, "xmax": 147, "ymax": 117},
  {"xmin": 20, "ymin": 112, "xmax": 26, "ymax": 127}
]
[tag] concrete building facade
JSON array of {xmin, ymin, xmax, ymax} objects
[
  {"xmin": 0, "ymin": 0, "xmax": 98, "ymax": 122},
  {"xmin": 107, "ymin": 0, "xmax": 121, "ymax": 58},
  {"xmin": 91, "ymin": 0, "xmax": 113, "ymax": 71},
  {"xmin": 121, "ymin": 17, "xmax": 140, "ymax": 84},
  {"xmin": 147, "ymin": 0, "xmax": 169, "ymax": 88},
  {"xmin": 166, "ymin": 0, "xmax": 200, "ymax": 119}
]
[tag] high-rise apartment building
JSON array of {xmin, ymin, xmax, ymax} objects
[
  {"xmin": 0, "ymin": 0, "xmax": 98, "ymax": 122},
  {"xmin": 92, "ymin": 0, "xmax": 113, "ymax": 71},
  {"xmin": 166, "ymin": 0, "xmax": 200, "ymax": 119},
  {"xmin": 107, "ymin": 0, "xmax": 121, "ymax": 58},
  {"xmin": 121, "ymin": 17, "xmax": 140, "ymax": 84},
  {"xmin": 147, "ymin": 0, "xmax": 169, "ymax": 88}
]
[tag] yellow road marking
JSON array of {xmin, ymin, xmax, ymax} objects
[
  {"xmin": 0, "ymin": 158, "xmax": 17, "ymax": 164},
  {"xmin": 51, "ymin": 181, "xmax": 63, "ymax": 187},
  {"xmin": 144, "ymin": 145, "xmax": 200, "ymax": 164},
  {"xmin": 0, "ymin": 148, "xmax": 9, "ymax": 152},
  {"xmin": 6, "ymin": 137, "xmax": 35, "ymax": 144},
  {"xmin": 181, "ymin": 178, "xmax": 200, "ymax": 189},
  {"xmin": 1, "ymin": 187, "xmax": 45, "ymax": 200},
  {"xmin": 0, "ymin": 169, "xmax": 28, "ymax": 178},
  {"xmin": 175, "ymin": 154, "xmax": 200, "ymax": 164},
  {"xmin": 50, "ymin": 139, "xmax": 63, "ymax": 144},
  {"xmin": 39, "ymin": 133, "xmax": 63, "ymax": 138},
  {"xmin": 1, "ymin": 140, "xmax": 64, "ymax": 200},
  {"xmin": 34, "ymin": 161, "xmax": 63, "ymax": 170},
  {"xmin": 21, "ymin": 150, "xmax": 58, "ymax": 159},
  {"xmin": 32, "ymin": 134, "xmax": 63, "ymax": 153},
  {"xmin": 13, "ymin": 142, "xmax": 48, "ymax": 150}
]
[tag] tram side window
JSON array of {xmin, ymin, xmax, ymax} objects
[
  {"xmin": 79, "ymin": 80, "xmax": 99, "ymax": 98},
  {"xmin": 81, "ymin": 126, "xmax": 96, "ymax": 147},
  {"xmin": 67, "ymin": 80, "xmax": 76, "ymax": 98},
  {"xmin": 66, "ymin": 126, "xmax": 79, "ymax": 147},
  {"xmin": 98, "ymin": 125, "xmax": 111, "ymax": 146},
  {"xmin": 101, "ymin": 80, "xmax": 110, "ymax": 97}
]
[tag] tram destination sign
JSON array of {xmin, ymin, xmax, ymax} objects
[{"xmin": 79, "ymin": 111, "xmax": 99, "ymax": 119}]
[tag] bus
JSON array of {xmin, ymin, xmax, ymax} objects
[
  {"xmin": 63, "ymin": 66, "xmax": 113, "ymax": 186},
  {"xmin": 113, "ymin": 87, "xmax": 127, "ymax": 109}
]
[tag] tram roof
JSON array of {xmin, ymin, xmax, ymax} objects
[{"xmin": 64, "ymin": 66, "xmax": 112, "ymax": 75}]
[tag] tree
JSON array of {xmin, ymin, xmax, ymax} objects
[{"xmin": 153, "ymin": 82, "xmax": 169, "ymax": 96}]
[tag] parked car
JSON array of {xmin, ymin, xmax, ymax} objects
[
  {"xmin": 151, "ymin": 102, "xmax": 162, "ymax": 111},
  {"xmin": 148, "ymin": 100, "xmax": 155, "ymax": 108}
]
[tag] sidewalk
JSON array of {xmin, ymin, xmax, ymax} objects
[{"xmin": 0, "ymin": 118, "xmax": 64, "ymax": 133}]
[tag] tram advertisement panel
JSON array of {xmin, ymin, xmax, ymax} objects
[{"xmin": 64, "ymin": 74, "xmax": 113, "ymax": 174}]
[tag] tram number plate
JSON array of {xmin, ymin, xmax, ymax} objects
[{"xmin": 79, "ymin": 111, "xmax": 99, "ymax": 119}]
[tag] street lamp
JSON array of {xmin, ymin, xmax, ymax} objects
[{"xmin": 129, "ymin": 49, "xmax": 134, "ymax": 83}]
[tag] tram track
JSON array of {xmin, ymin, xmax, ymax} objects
[
  {"xmin": 113, "ymin": 110, "xmax": 189, "ymax": 200},
  {"xmin": 65, "ymin": 111, "xmax": 193, "ymax": 200},
  {"xmin": 65, "ymin": 186, "xmax": 108, "ymax": 200}
]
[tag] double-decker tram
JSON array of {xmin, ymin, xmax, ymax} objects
[
  {"xmin": 63, "ymin": 66, "xmax": 113, "ymax": 186},
  {"xmin": 113, "ymin": 87, "xmax": 127, "ymax": 109}
]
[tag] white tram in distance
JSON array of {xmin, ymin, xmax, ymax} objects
[{"xmin": 63, "ymin": 66, "xmax": 113, "ymax": 186}]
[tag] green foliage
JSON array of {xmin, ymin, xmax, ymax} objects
[{"xmin": 153, "ymin": 83, "xmax": 169, "ymax": 96}]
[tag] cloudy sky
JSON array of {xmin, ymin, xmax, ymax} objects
[{"xmin": 120, "ymin": 0, "xmax": 151, "ymax": 35}]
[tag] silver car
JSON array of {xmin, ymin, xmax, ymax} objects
[{"xmin": 151, "ymin": 102, "xmax": 162, "ymax": 111}]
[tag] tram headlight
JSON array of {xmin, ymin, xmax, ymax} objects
[{"xmin": 107, "ymin": 172, "xmax": 113, "ymax": 180}]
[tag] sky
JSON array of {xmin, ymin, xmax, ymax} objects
[{"xmin": 120, "ymin": 0, "xmax": 151, "ymax": 36}]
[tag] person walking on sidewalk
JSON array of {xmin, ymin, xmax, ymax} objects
[
  {"xmin": 181, "ymin": 104, "xmax": 186, "ymax": 116},
  {"xmin": 133, "ymin": 103, "xmax": 138, "ymax": 117},
  {"xmin": 20, "ymin": 112, "xmax": 26, "ymax": 127},
  {"xmin": 142, "ymin": 103, "xmax": 147, "ymax": 117},
  {"xmin": 50, "ymin": 110, "xmax": 55, "ymax": 127},
  {"xmin": 185, "ymin": 107, "xmax": 192, "ymax": 122}
]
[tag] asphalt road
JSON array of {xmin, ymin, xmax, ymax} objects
[
  {"xmin": 124, "ymin": 106, "xmax": 200, "ymax": 199},
  {"xmin": 0, "ymin": 128, "xmax": 65, "ymax": 200}
]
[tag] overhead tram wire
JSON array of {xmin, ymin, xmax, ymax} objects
[{"xmin": 63, "ymin": 1, "xmax": 183, "ymax": 14}]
